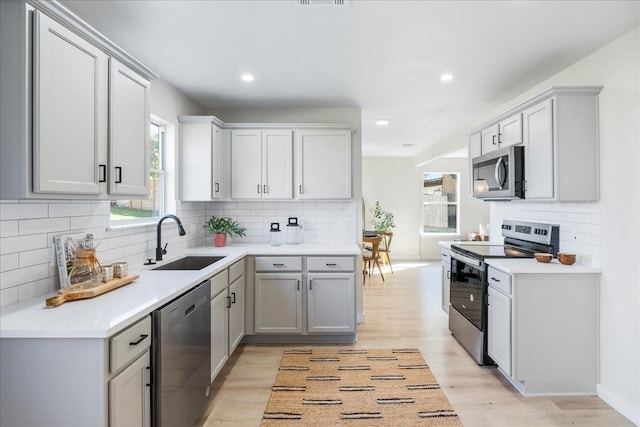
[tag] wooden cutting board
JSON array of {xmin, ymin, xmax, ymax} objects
[{"xmin": 45, "ymin": 275, "xmax": 140, "ymax": 308}]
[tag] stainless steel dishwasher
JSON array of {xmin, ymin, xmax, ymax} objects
[{"xmin": 152, "ymin": 280, "xmax": 211, "ymax": 427}]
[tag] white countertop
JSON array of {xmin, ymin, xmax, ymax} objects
[
  {"xmin": 486, "ymin": 258, "xmax": 601, "ymax": 274},
  {"xmin": 0, "ymin": 243, "xmax": 360, "ymax": 340}
]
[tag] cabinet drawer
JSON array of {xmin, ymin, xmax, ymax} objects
[
  {"xmin": 229, "ymin": 259, "xmax": 244, "ymax": 283},
  {"xmin": 307, "ymin": 256, "xmax": 354, "ymax": 272},
  {"xmin": 255, "ymin": 256, "xmax": 302, "ymax": 272},
  {"xmin": 110, "ymin": 316, "xmax": 151, "ymax": 374},
  {"xmin": 211, "ymin": 269, "xmax": 228, "ymax": 298},
  {"xmin": 440, "ymin": 248, "xmax": 451, "ymax": 263},
  {"xmin": 487, "ymin": 266, "xmax": 511, "ymax": 295}
]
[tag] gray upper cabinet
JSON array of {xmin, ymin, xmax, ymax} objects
[
  {"xmin": 108, "ymin": 59, "xmax": 151, "ymax": 197},
  {"xmin": 0, "ymin": 1, "xmax": 157, "ymax": 200},
  {"xmin": 179, "ymin": 117, "xmax": 222, "ymax": 201},
  {"xmin": 469, "ymin": 86, "xmax": 601, "ymax": 202},
  {"xmin": 32, "ymin": 10, "xmax": 108, "ymax": 196}
]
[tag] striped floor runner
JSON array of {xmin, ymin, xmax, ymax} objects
[{"xmin": 262, "ymin": 348, "xmax": 462, "ymax": 426}]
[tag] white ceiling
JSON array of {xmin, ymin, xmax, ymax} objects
[{"xmin": 60, "ymin": 0, "xmax": 640, "ymax": 158}]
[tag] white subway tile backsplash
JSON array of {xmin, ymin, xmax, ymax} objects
[
  {"xmin": 0, "ymin": 287, "xmax": 18, "ymax": 307},
  {"xmin": 0, "ymin": 264, "xmax": 49, "ymax": 290},
  {"xmin": 1, "ymin": 220, "xmax": 19, "ymax": 237},
  {"xmin": 0, "ymin": 254, "xmax": 19, "ymax": 272},
  {"xmin": 0, "ymin": 203, "xmax": 48, "ymax": 220},
  {"xmin": 1, "ymin": 234, "xmax": 48, "ymax": 255},
  {"xmin": 0, "ymin": 198, "xmax": 358, "ymax": 306},
  {"xmin": 18, "ymin": 248, "xmax": 50, "ymax": 268},
  {"xmin": 491, "ymin": 200, "xmax": 601, "ymax": 267},
  {"xmin": 19, "ymin": 218, "xmax": 69, "ymax": 235},
  {"xmin": 49, "ymin": 203, "xmax": 92, "ymax": 217}
]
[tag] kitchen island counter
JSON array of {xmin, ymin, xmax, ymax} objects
[{"xmin": 0, "ymin": 243, "xmax": 360, "ymax": 339}]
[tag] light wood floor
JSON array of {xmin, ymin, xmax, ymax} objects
[{"xmin": 199, "ymin": 262, "xmax": 632, "ymax": 426}]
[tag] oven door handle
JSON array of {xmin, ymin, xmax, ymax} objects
[{"xmin": 451, "ymin": 251, "xmax": 483, "ymax": 269}]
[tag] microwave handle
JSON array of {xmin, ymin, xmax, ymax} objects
[{"xmin": 494, "ymin": 157, "xmax": 506, "ymax": 189}]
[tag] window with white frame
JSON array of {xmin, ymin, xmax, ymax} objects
[
  {"xmin": 422, "ymin": 172, "xmax": 459, "ymax": 233},
  {"xmin": 109, "ymin": 121, "xmax": 165, "ymax": 226}
]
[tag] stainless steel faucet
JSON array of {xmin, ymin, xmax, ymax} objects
[{"xmin": 156, "ymin": 214, "xmax": 186, "ymax": 261}]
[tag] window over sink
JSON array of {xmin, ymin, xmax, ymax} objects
[
  {"xmin": 422, "ymin": 172, "xmax": 459, "ymax": 234},
  {"xmin": 109, "ymin": 117, "xmax": 166, "ymax": 228}
]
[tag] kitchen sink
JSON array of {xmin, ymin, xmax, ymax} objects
[{"xmin": 152, "ymin": 256, "xmax": 225, "ymax": 271}]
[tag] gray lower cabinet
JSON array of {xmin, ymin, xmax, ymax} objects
[
  {"xmin": 251, "ymin": 255, "xmax": 356, "ymax": 339},
  {"xmin": 0, "ymin": 315, "xmax": 151, "ymax": 426},
  {"xmin": 440, "ymin": 246, "xmax": 451, "ymax": 314},
  {"xmin": 210, "ymin": 259, "xmax": 245, "ymax": 381},
  {"xmin": 255, "ymin": 273, "xmax": 304, "ymax": 333}
]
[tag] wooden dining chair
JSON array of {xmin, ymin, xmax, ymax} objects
[
  {"xmin": 377, "ymin": 232, "xmax": 394, "ymax": 273},
  {"xmin": 363, "ymin": 235, "xmax": 384, "ymax": 285}
]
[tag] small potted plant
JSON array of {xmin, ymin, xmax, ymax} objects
[
  {"xmin": 370, "ymin": 201, "xmax": 396, "ymax": 233},
  {"xmin": 203, "ymin": 216, "xmax": 247, "ymax": 247}
]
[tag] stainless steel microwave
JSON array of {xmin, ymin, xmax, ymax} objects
[{"xmin": 471, "ymin": 145, "xmax": 524, "ymax": 200}]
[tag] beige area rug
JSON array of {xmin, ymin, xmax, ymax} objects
[{"xmin": 262, "ymin": 348, "xmax": 462, "ymax": 426}]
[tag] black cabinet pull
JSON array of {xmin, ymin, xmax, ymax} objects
[
  {"xmin": 309, "ymin": 280, "xmax": 313, "ymax": 291},
  {"xmin": 498, "ymin": 133, "xmax": 503, "ymax": 144},
  {"xmin": 297, "ymin": 280, "xmax": 300, "ymax": 291},
  {"xmin": 490, "ymin": 277, "xmax": 500, "ymax": 282},
  {"xmin": 146, "ymin": 366, "xmax": 152, "ymax": 387},
  {"xmin": 326, "ymin": 263, "xmax": 337, "ymax": 266},
  {"xmin": 214, "ymin": 182, "xmax": 219, "ymax": 193},
  {"xmin": 226, "ymin": 296, "xmax": 231, "ymax": 308},
  {"xmin": 263, "ymin": 184, "xmax": 267, "ymax": 194},
  {"xmin": 115, "ymin": 166, "xmax": 122, "ymax": 183},
  {"xmin": 99, "ymin": 164, "xmax": 106, "ymax": 183},
  {"xmin": 273, "ymin": 263, "xmax": 284, "ymax": 267},
  {"xmin": 299, "ymin": 185, "xmax": 303, "ymax": 194},
  {"xmin": 129, "ymin": 334, "xmax": 148, "ymax": 346},
  {"xmin": 231, "ymin": 292, "xmax": 236, "ymax": 304},
  {"xmin": 257, "ymin": 184, "xmax": 261, "ymax": 193}
]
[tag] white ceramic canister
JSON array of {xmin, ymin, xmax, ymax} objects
[
  {"xmin": 269, "ymin": 222, "xmax": 282, "ymax": 246},
  {"xmin": 285, "ymin": 217, "xmax": 301, "ymax": 245}
]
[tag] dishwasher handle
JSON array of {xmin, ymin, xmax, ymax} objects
[{"xmin": 184, "ymin": 303, "xmax": 196, "ymax": 317}]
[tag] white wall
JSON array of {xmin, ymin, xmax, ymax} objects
[
  {"xmin": 485, "ymin": 28, "xmax": 639, "ymax": 424},
  {"xmin": 419, "ymin": 157, "xmax": 490, "ymax": 259},
  {"xmin": 361, "ymin": 157, "xmax": 421, "ymax": 260},
  {"xmin": 0, "ymin": 79, "xmax": 206, "ymax": 306}
]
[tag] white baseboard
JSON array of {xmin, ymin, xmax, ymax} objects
[{"xmin": 597, "ymin": 383, "xmax": 639, "ymax": 425}]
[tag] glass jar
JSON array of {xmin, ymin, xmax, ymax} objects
[
  {"xmin": 68, "ymin": 248, "xmax": 102, "ymax": 289},
  {"xmin": 269, "ymin": 222, "xmax": 282, "ymax": 246}
]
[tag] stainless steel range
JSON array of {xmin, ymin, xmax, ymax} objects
[{"xmin": 448, "ymin": 220, "xmax": 559, "ymax": 365}]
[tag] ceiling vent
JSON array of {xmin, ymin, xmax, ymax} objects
[{"xmin": 297, "ymin": 0, "xmax": 349, "ymax": 6}]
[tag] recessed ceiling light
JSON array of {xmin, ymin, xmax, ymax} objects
[
  {"xmin": 375, "ymin": 119, "xmax": 390, "ymax": 126},
  {"xmin": 440, "ymin": 73, "xmax": 454, "ymax": 82},
  {"xmin": 241, "ymin": 73, "xmax": 254, "ymax": 82}
]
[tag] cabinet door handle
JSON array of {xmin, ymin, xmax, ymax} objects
[
  {"xmin": 273, "ymin": 263, "xmax": 284, "ymax": 267},
  {"xmin": 297, "ymin": 280, "xmax": 300, "ymax": 291},
  {"xmin": 231, "ymin": 292, "xmax": 236, "ymax": 304},
  {"xmin": 263, "ymin": 184, "xmax": 267, "ymax": 194},
  {"xmin": 257, "ymin": 184, "xmax": 261, "ymax": 194},
  {"xmin": 498, "ymin": 133, "xmax": 503, "ymax": 144},
  {"xmin": 490, "ymin": 277, "xmax": 501, "ymax": 282},
  {"xmin": 492, "ymin": 135, "xmax": 497, "ymax": 145},
  {"xmin": 226, "ymin": 295, "xmax": 232, "ymax": 308},
  {"xmin": 299, "ymin": 185, "xmax": 303, "ymax": 195},
  {"xmin": 99, "ymin": 164, "xmax": 106, "ymax": 183},
  {"xmin": 309, "ymin": 279, "xmax": 313, "ymax": 290},
  {"xmin": 115, "ymin": 166, "xmax": 122, "ymax": 183},
  {"xmin": 215, "ymin": 182, "xmax": 219, "ymax": 193},
  {"xmin": 146, "ymin": 366, "xmax": 152, "ymax": 387},
  {"xmin": 326, "ymin": 263, "xmax": 337, "ymax": 266},
  {"xmin": 129, "ymin": 334, "xmax": 148, "ymax": 346}
]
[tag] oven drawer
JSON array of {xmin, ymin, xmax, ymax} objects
[{"xmin": 487, "ymin": 266, "xmax": 511, "ymax": 295}]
